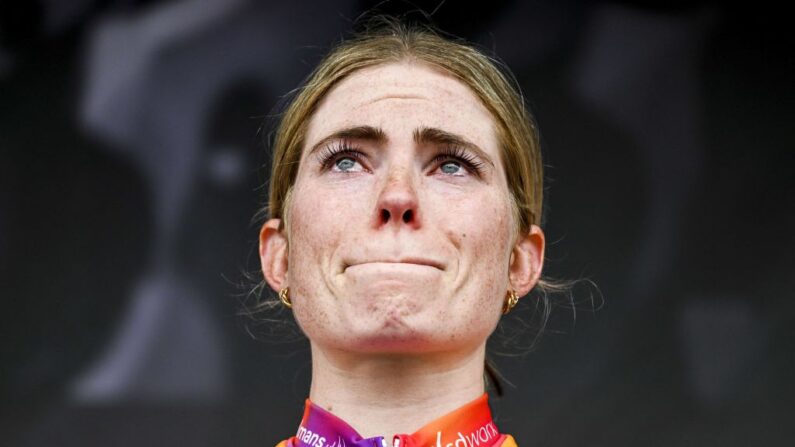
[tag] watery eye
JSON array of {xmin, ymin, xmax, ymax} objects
[
  {"xmin": 440, "ymin": 161, "xmax": 462, "ymax": 175},
  {"xmin": 335, "ymin": 157, "xmax": 358, "ymax": 172}
]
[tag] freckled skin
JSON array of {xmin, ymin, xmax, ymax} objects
[{"xmin": 287, "ymin": 62, "xmax": 516, "ymax": 355}]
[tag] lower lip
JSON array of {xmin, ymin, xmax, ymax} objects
[{"xmin": 345, "ymin": 262, "xmax": 441, "ymax": 275}]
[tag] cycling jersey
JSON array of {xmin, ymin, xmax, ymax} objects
[{"xmin": 276, "ymin": 393, "xmax": 516, "ymax": 447}]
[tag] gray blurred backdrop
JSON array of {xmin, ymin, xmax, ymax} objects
[{"xmin": 1, "ymin": 1, "xmax": 793, "ymax": 446}]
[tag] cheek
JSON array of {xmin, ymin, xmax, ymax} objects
[
  {"xmin": 459, "ymin": 201, "xmax": 512, "ymax": 340},
  {"xmin": 285, "ymin": 178, "xmax": 372, "ymax": 307},
  {"xmin": 289, "ymin": 177, "xmax": 366, "ymax": 242},
  {"xmin": 285, "ymin": 184, "xmax": 340, "ymax": 336},
  {"xmin": 438, "ymin": 190, "xmax": 514, "ymax": 311},
  {"xmin": 440, "ymin": 205, "xmax": 511, "ymax": 346},
  {"xmin": 442, "ymin": 189, "xmax": 513, "ymax": 261}
]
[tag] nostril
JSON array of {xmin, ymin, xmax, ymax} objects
[
  {"xmin": 381, "ymin": 209, "xmax": 391, "ymax": 223},
  {"xmin": 402, "ymin": 209, "xmax": 413, "ymax": 223}
]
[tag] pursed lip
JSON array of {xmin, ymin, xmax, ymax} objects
[{"xmin": 343, "ymin": 257, "xmax": 444, "ymax": 272}]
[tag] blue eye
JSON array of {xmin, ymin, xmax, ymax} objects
[
  {"xmin": 440, "ymin": 161, "xmax": 462, "ymax": 175},
  {"xmin": 335, "ymin": 157, "xmax": 357, "ymax": 171}
]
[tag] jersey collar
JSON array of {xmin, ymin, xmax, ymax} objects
[{"xmin": 287, "ymin": 393, "xmax": 506, "ymax": 447}]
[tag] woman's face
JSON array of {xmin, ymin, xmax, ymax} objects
[{"xmin": 279, "ymin": 62, "xmax": 528, "ymax": 354}]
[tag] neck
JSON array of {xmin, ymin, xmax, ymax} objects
[{"xmin": 308, "ymin": 342, "xmax": 487, "ymax": 440}]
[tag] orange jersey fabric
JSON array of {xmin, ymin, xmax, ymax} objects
[{"xmin": 276, "ymin": 394, "xmax": 516, "ymax": 447}]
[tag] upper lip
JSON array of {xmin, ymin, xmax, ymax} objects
[{"xmin": 344, "ymin": 257, "xmax": 444, "ymax": 271}]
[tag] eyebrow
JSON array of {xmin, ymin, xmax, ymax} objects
[{"xmin": 307, "ymin": 125, "xmax": 495, "ymax": 167}]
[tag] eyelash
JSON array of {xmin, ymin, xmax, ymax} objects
[
  {"xmin": 431, "ymin": 145, "xmax": 485, "ymax": 177},
  {"xmin": 317, "ymin": 141, "xmax": 485, "ymax": 177},
  {"xmin": 317, "ymin": 140, "xmax": 365, "ymax": 171}
]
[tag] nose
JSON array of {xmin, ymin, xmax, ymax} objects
[{"xmin": 374, "ymin": 168, "xmax": 421, "ymax": 230}]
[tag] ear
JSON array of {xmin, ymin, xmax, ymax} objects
[
  {"xmin": 259, "ymin": 218, "xmax": 289, "ymax": 291},
  {"xmin": 509, "ymin": 224, "xmax": 545, "ymax": 297}
]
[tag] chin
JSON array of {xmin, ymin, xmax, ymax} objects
[
  {"xmin": 346, "ymin": 334, "xmax": 442, "ymax": 354},
  {"xmin": 337, "ymin": 315, "xmax": 461, "ymax": 354}
]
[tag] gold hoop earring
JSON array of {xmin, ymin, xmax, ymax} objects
[
  {"xmin": 279, "ymin": 287, "xmax": 292, "ymax": 309},
  {"xmin": 503, "ymin": 289, "xmax": 519, "ymax": 314}
]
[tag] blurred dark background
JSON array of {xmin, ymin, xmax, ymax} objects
[{"xmin": 1, "ymin": 0, "xmax": 793, "ymax": 446}]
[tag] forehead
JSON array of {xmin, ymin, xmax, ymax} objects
[{"xmin": 304, "ymin": 61, "xmax": 498, "ymax": 151}]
